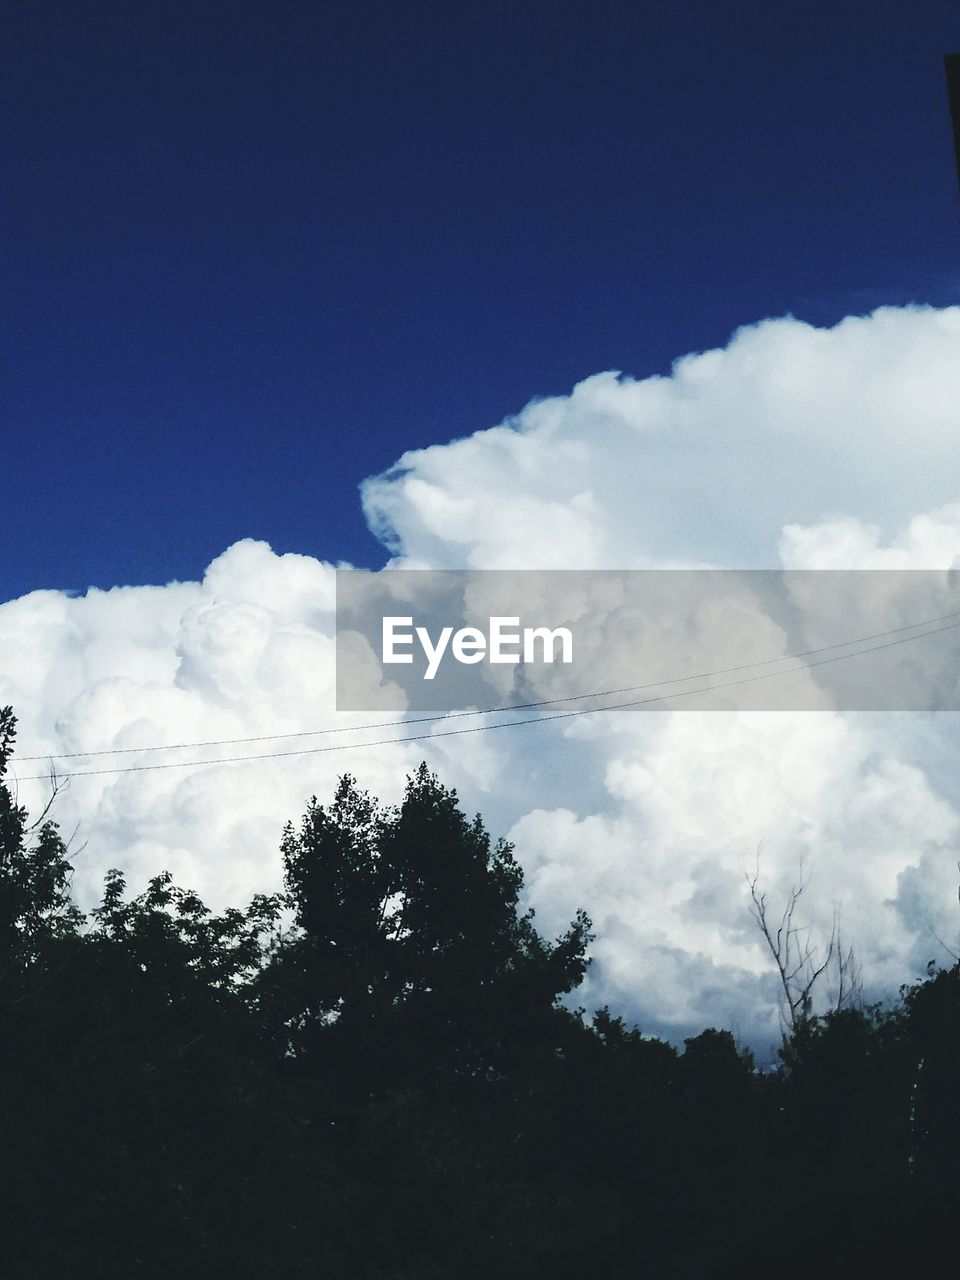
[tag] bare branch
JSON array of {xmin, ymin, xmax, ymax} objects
[
  {"xmin": 747, "ymin": 852, "xmax": 860, "ymax": 1033},
  {"xmin": 25, "ymin": 762, "xmax": 67, "ymax": 831}
]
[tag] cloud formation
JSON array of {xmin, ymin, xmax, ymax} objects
[
  {"xmin": 4, "ymin": 305, "xmax": 960, "ymax": 1050},
  {"xmin": 363, "ymin": 305, "xmax": 960, "ymax": 571}
]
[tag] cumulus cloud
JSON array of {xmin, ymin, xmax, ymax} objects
[
  {"xmin": 780, "ymin": 503, "xmax": 960, "ymax": 570},
  {"xmin": 358, "ymin": 304, "xmax": 960, "ymax": 1043},
  {"xmin": 363, "ymin": 305, "xmax": 960, "ymax": 571},
  {"xmin": 0, "ymin": 541, "xmax": 427, "ymax": 909},
  {"xmin": 512, "ymin": 710, "xmax": 959, "ymax": 1044},
  {"xmin": 4, "ymin": 305, "xmax": 960, "ymax": 1050}
]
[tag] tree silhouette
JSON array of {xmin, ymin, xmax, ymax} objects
[
  {"xmin": 262, "ymin": 763, "xmax": 592, "ymax": 1089},
  {"xmin": 747, "ymin": 855, "xmax": 860, "ymax": 1033},
  {"xmin": 2, "ymin": 702, "xmax": 960, "ymax": 1278},
  {"xmin": 0, "ymin": 706, "xmax": 82, "ymax": 995}
]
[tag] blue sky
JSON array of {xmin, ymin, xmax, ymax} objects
[{"xmin": 5, "ymin": 1, "xmax": 960, "ymax": 601}]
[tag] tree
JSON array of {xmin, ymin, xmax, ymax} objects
[
  {"xmin": 746, "ymin": 854, "xmax": 860, "ymax": 1034},
  {"xmin": 6, "ymin": 704, "xmax": 960, "ymax": 1277},
  {"xmin": 0, "ymin": 705, "xmax": 82, "ymax": 989},
  {"xmin": 262, "ymin": 763, "xmax": 592, "ymax": 1082}
]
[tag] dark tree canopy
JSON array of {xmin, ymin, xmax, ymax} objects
[
  {"xmin": 0, "ymin": 704, "xmax": 958, "ymax": 1279},
  {"xmin": 0, "ymin": 706, "xmax": 81, "ymax": 971},
  {"xmin": 260, "ymin": 765, "xmax": 591, "ymax": 1096}
]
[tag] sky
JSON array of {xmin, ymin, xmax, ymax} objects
[
  {"xmin": 5, "ymin": 1, "xmax": 960, "ymax": 598},
  {"xmin": 4, "ymin": 2, "xmax": 960, "ymax": 1053}
]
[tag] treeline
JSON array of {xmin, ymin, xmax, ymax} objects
[{"xmin": 0, "ymin": 705, "xmax": 957, "ymax": 1278}]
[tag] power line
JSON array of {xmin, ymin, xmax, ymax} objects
[
  {"xmin": 15, "ymin": 605, "xmax": 960, "ymax": 763},
  {"xmin": 11, "ymin": 612, "xmax": 960, "ymax": 784}
]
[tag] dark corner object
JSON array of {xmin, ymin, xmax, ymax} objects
[{"xmin": 947, "ymin": 54, "xmax": 960, "ymax": 200}]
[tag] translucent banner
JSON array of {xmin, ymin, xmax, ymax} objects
[{"xmin": 335, "ymin": 569, "xmax": 960, "ymax": 712}]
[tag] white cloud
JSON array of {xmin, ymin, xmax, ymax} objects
[
  {"xmin": 0, "ymin": 541, "xmax": 425, "ymax": 910},
  {"xmin": 4, "ymin": 305, "xmax": 960, "ymax": 1050},
  {"xmin": 363, "ymin": 305, "xmax": 960, "ymax": 571},
  {"xmin": 357, "ymin": 304, "xmax": 960, "ymax": 1043},
  {"xmin": 508, "ymin": 710, "xmax": 958, "ymax": 1045},
  {"xmin": 780, "ymin": 503, "xmax": 960, "ymax": 570}
]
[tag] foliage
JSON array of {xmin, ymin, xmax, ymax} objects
[{"xmin": 0, "ymin": 705, "xmax": 958, "ymax": 1277}]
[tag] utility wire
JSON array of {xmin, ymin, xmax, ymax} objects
[
  {"xmin": 15, "ymin": 605, "xmax": 960, "ymax": 763},
  {"xmin": 11, "ymin": 613, "xmax": 960, "ymax": 784}
]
